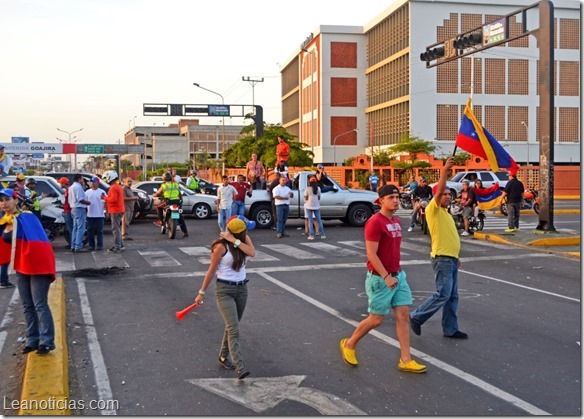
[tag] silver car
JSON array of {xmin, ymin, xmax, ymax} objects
[{"xmin": 134, "ymin": 181, "xmax": 217, "ymax": 219}]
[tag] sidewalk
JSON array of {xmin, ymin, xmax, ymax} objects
[{"xmin": 473, "ymin": 228, "xmax": 580, "ymax": 259}]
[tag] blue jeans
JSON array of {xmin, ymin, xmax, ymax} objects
[
  {"xmin": 71, "ymin": 207, "xmax": 87, "ymax": 250},
  {"xmin": 218, "ymin": 207, "xmax": 232, "ymax": 232},
  {"xmin": 276, "ymin": 204, "xmax": 289, "ymax": 234},
  {"xmin": 215, "ymin": 282, "xmax": 248, "ymax": 370},
  {"xmin": 87, "ymin": 217, "xmax": 104, "ymax": 250},
  {"xmin": 410, "ymin": 256, "xmax": 460, "ymax": 336},
  {"xmin": 306, "ymin": 208, "xmax": 325, "ymax": 237},
  {"xmin": 231, "ymin": 201, "xmax": 245, "ymax": 217},
  {"xmin": 16, "ymin": 273, "xmax": 55, "ymax": 349},
  {"xmin": 63, "ymin": 212, "xmax": 73, "ymax": 245},
  {"xmin": 0, "ymin": 264, "xmax": 8, "ymax": 285}
]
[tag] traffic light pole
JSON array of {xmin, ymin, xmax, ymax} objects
[{"xmin": 419, "ymin": 0, "xmax": 556, "ymax": 232}]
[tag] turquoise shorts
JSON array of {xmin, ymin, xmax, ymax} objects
[{"xmin": 365, "ymin": 270, "xmax": 413, "ymax": 315}]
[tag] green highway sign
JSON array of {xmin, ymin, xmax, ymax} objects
[{"xmin": 82, "ymin": 144, "xmax": 105, "ymax": 154}]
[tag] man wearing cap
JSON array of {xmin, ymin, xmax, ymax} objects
[
  {"xmin": 57, "ymin": 177, "xmax": 73, "ymax": 248},
  {"xmin": 14, "ymin": 173, "xmax": 26, "ymax": 199},
  {"xmin": 410, "ymin": 157, "xmax": 468, "ymax": 340},
  {"xmin": 408, "ymin": 176, "xmax": 433, "ymax": 232},
  {"xmin": 69, "ymin": 173, "xmax": 90, "ymax": 253},
  {"xmin": 275, "ymin": 135, "xmax": 290, "ymax": 163},
  {"xmin": 340, "ymin": 184, "xmax": 427, "ymax": 373},
  {"xmin": 0, "ymin": 145, "xmax": 13, "ymax": 175},
  {"xmin": 501, "ymin": 170, "xmax": 524, "ymax": 233},
  {"xmin": 85, "ymin": 177, "xmax": 106, "ymax": 251}
]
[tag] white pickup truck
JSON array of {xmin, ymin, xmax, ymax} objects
[
  {"xmin": 431, "ymin": 170, "xmax": 509, "ymax": 197},
  {"xmin": 244, "ymin": 171, "xmax": 379, "ymax": 228}
]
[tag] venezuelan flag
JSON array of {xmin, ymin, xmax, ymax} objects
[
  {"xmin": 9, "ymin": 212, "xmax": 56, "ymax": 279},
  {"xmin": 456, "ymin": 99, "xmax": 519, "ymax": 173},
  {"xmin": 474, "ymin": 184, "xmax": 503, "ymax": 211}
]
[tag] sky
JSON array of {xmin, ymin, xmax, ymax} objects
[{"xmin": 0, "ymin": 0, "xmax": 390, "ymax": 145}]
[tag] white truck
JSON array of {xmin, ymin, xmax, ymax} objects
[
  {"xmin": 431, "ymin": 170, "xmax": 509, "ymax": 197},
  {"xmin": 244, "ymin": 171, "xmax": 379, "ymax": 228}
]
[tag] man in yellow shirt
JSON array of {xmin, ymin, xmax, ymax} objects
[{"xmin": 410, "ymin": 157, "xmax": 468, "ymax": 339}]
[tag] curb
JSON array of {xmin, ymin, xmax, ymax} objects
[
  {"xmin": 19, "ymin": 277, "xmax": 69, "ymax": 415},
  {"xmin": 492, "ymin": 209, "xmax": 580, "ymax": 215}
]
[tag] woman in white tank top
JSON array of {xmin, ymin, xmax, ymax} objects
[{"xmin": 195, "ymin": 216, "xmax": 256, "ymax": 379}]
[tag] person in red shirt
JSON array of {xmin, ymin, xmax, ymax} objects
[
  {"xmin": 339, "ymin": 184, "xmax": 427, "ymax": 374},
  {"xmin": 230, "ymin": 174, "xmax": 252, "ymax": 217},
  {"xmin": 103, "ymin": 171, "xmax": 125, "ymax": 253},
  {"xmin": 275, "ymin": 135, "xmax": 291, "ymax": 163},
  {"xmin": 58, "ymin": 177, "xmax": 73, "ymax": 249}
]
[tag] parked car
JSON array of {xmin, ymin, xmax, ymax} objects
[
  {"xmin": 150, "ymin": 176, "xmax": 218, "ymax": 195},
  {"xmin": 134, "ymin": 181, "xmax": 217, "ymax": 219},
  {"xmin": 0, "ymin": 175, "xmax": 65, "ymax": 210},
  {"xmin": 44, "ymin": 172, "xmax": 153, "ymax": 218},
  {"xmin": 430, "ymin": 170, "xmax": 509, "ymax": 198}
]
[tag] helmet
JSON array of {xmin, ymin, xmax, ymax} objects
[
  {"xmin": 26, "ymin": 178, "xmax": 37, "ymax": 185},
  {"xmin": 191, "ymin": 170, "xmax": 197, "ymax": 176},
  {"xmin": 102, "ymin": 170, "xmax": 119, "ymax": 184},
  {"xmin": 164, "ymin": 173, "xmax": 173, "ymax": 182},
  {"xmin": 462, "ymin": 180, "xmax": 470, "ymax": 185},
  {"xmin": 420, "ymin": 177, "xmax": 427, "ymax": 183}
]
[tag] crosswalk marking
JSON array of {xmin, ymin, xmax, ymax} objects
[
  {"xmin": 337, "ymin": 240, "xmax": 365, "ymax": 250},
  {"xmin": 299, "ymin": 242, "xmax": 362, "ymax": 257},
  {"xmin": 56, "ymin": 257, "xmax": 75, "ymax": 273},
  {"xmin": 248, "ymin": 250, "xmax": 281, "ymax": 262},
  {"xmin": 179, "ymin": 246, "xmax": 210, "ymax": 256},
  {"xmin": 260, "ymin": 243, "xmax": 323, "ymax": 259},
  {"xmin": 137, "ymin": 250, "xmax": 180, "ymax": 267},
  {"xmin": 94, "ymin": 251, "xmax": 129, "ymax": 269}
]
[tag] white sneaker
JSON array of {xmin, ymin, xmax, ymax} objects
[
  {"xmin": 307, "ymin": 236, "xmax": 315, "ymax": 240},
  {"xmin": 320, "ymin": 235, "xmax": 326, "ymax": 239},
  {"xmin": 407, "ymin": 227, "xmax": 414, "ymax": 232},
  {"xmin": 461, "ymin": 231, "xmax": 470, "ymax": 236}
]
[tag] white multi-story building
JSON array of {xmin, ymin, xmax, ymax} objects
[{"xmin": 280, "ymin": 0, "xmax": 581, "ymax": 165}]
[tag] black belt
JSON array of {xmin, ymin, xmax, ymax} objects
[
  {"xmin": 433, "ymin": 255, "xmax": 458, "ymax": 260},
  {"xmin": 368, "ymin": 270, "xmax": 400, "ymax": 277},
  {"xmin": 217, "ymin": 278, "xmax": 249, "ymax": 286}
]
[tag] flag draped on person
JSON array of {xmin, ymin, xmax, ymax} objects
[
  {"xmin": 473, "ymin": 184, "xmax": 503, "ymax": 211},
  {"xmin": 455, "ymin": 98, "xmax": 519, "ymax": 173}
]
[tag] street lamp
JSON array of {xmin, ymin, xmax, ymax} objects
[
  {"xmin": 57, "ymin": 127, "xmax": 83, "ymax": 171},
  {"xmin": 333, "ymin": 129, "xmax": 358, "ymax": 166},
  {"xmin": 193, "ymin": 82, "xmax": 226, "ymax": 175},
  {"xmin": 521, "ymin": 121, "xmax": 529, "ymax": 166}
]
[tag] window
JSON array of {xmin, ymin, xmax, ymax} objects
[
  {"xmin": 480, "ymin": 172, "xmax": 494, "ymax": 182},
  {"xmin": 35, "ymin": 180, "xmax": 61, "ymax": 197}
]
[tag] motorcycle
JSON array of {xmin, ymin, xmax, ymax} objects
[
  {"xmin": 449, "ymin": 204, "xmax": 485, "ymax": 232},
  {"xmin": 500, "ymin": 189, "xmax": 540, "ymax": 216},
  {"xmin": 160, "ymin": 203, "xmax": 183, "ymax": 239},
  {"xmin": 399, "ymin": 191, "xmax": 413, "ymax": 210},
  {"xmin": 413, "ymin": 199, "xmax": 429, "ymax": 235},
  {"xmin": 39, "ymin": 198, "xmax": 68, "ymax": 242}
]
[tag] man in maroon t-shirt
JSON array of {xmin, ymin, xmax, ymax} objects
[
  {"xmin": 339, "ymin": 184, "xmax": 427, "ymax": 374},
  {"xmin": 230, "ymin": 174, "xmax": 252, "ymax": 217}
]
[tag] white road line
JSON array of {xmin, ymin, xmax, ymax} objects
[
  {"xmin": 299, "ymin": 242, "xmax": 362, "ymax": 257},
  {"xmin": 138, "ymin": 250, "xmax": 180, "ymax": 267},
  {"xmin": 77, "ymin": 278, "xmax": 116, "ymax": 415},
  {"xmin": 94, "ymin": 252, "xmax": 130, "ymax": 269},
  {"xmin": 255, "ymin": 271, "xmax": 550, "ymax": 416},
  {"xmin": 179, "ymin": 246, "xmax": 211, "ymax": 256},
  {"xmin": 459, "ymin": 270, "xmax": 580, "ymax": 302},
  {"xmin": 55, "ymin": 255, "xmax": 76, "ymax": 273},
  {"xmin": 260, "ymin": 244, "xmax": 324, "ymax": 260},
  {"xmin": 248, "ymin": 250, "xmax": 281, "ymax": 262},
  {"xmin": 0, "ymin": 289, "xmax": 20, "ymax": 355}
]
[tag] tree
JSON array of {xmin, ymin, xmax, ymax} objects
[
  {"xmin": 389, "ymin": 133, "xmax": 436, "ymax": 172},
  {"xmin": 222, "ymin": 122, "xmax": 313, "ymax": 170}
]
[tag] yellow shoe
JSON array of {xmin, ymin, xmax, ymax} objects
[
  {"xmin": 504, "ymin": 228, "xmax": 517, "ymax": 233},
  {"xmin": 398, "ymin": 359, "xmax": 427, "ymax": 373},
  {"xmin": 339, "ymin": 338, "xmax": 358, "ymax": 366}
]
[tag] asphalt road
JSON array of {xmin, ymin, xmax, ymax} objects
[{"xmin": 1, "ymin": 208, "xmax": 581, "ymax": 415}]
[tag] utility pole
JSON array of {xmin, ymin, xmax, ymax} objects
[{"xmin": 241, "ymin": 76, "xmax": 264, "ymax": 109}]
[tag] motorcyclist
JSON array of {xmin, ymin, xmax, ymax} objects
[
  {"xmin": 24, "ymin": 178, "xmax": 45, "ymax": 218},
  {"xmin": 186, "ymin": 169, "xmax": 200, "ymax": 193},
  {"xmin": 458, "ymin": 180, "xmax": 477, "ymax": 236},
  {"xmin": 153, "ymin": 172, "xmax": 188, "ymax": 237},
  {"xmin": 401, "ymin": 175, "xmax": 418, "ymax": 208},
  {"xmin": 407, "ymin": 177, "xmax": 433, "ymax": 232}
]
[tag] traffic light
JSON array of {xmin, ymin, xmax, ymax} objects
[
  {"xmin": 420, "ymin": 46, "xmax": 445, "ymax": 62},
  {"xmin": 250, "ymin": 105, "xmax": 264, "ymax": 138},
  {"xmin": 454, "ymin": 33, "xmax": 482, "ymax": 50}
]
